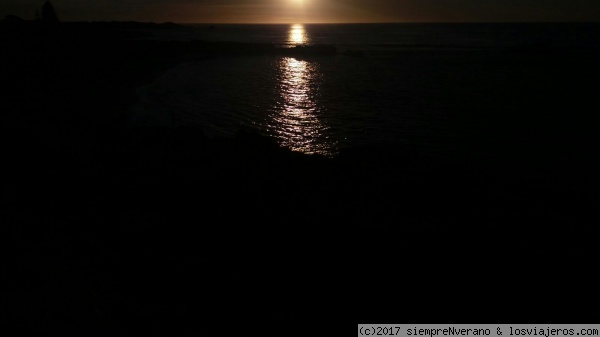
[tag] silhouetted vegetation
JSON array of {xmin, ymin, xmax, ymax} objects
[
  {"xmin": 2, "ymin": 14, "xmax": 24, "ymax": 22},
  {"xmin": 41, "ymin": 1, "xmax": 59, "ymax": 23}
]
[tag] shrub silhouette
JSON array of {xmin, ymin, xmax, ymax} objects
[{"xmin": 41, "ymin": 1, "xmax": 59, "ymax": 23}]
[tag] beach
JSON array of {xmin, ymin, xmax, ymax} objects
[{"xmin": 2, "ymin": 20, "xmax": 600, "ymax": 334}]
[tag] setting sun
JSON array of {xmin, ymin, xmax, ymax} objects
[{"xmin": 290, "ymin": 0, "xmax": 305, "ymax": 9}]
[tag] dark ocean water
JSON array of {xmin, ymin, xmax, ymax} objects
[{"xmin": 133, "ymin": 23, "xmax": 600, "ymax": 158}]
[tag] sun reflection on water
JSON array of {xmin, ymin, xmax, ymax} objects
[
  {"xmin": 264, "ymin": 24, "xmax": 337, "ymax": 156},
  {"xmin": 288, "ymin": 24, "xmax": 309, "ymax": 45},
  {"xmin": 268, "ymin": 54, "xmax": 337, "ymax": 156}
]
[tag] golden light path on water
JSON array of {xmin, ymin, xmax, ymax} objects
[
  {"xmin": 289, "ymin": 23, "xmax": 308, "ymax": 45},
  {"xmin": 267, "ymin": 24, "xmax": 337, "ymax": 156}
]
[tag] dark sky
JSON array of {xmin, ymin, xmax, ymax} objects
[{"xmin": 3, "ymin": 0, "xmax": 600, "ymax": 23}]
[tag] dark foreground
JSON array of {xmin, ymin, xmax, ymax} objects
[{"xmin": 2, "ymin": 21, "xmax": 600, "ymax": 334}]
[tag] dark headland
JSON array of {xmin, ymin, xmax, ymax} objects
[{"xmin": 2, "ymin": 17, "xmax": 600, "ymax": 334}]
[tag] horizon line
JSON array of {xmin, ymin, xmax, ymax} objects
[{"xmin": 48, "ymin": 20, "xmax": 600, "ymax": 25}]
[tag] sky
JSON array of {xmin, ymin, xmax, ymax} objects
[{"xmin": 2, "ymin": 0, "xmax": 600, "ymax": 23}]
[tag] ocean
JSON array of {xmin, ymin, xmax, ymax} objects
[
  {"xmin": 132, "ymin": 23, "xmax": 600, "ymax": 159},
  {"xmin": 4, "ymin": 21, "xmax": 600, "ymax": 327}
]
